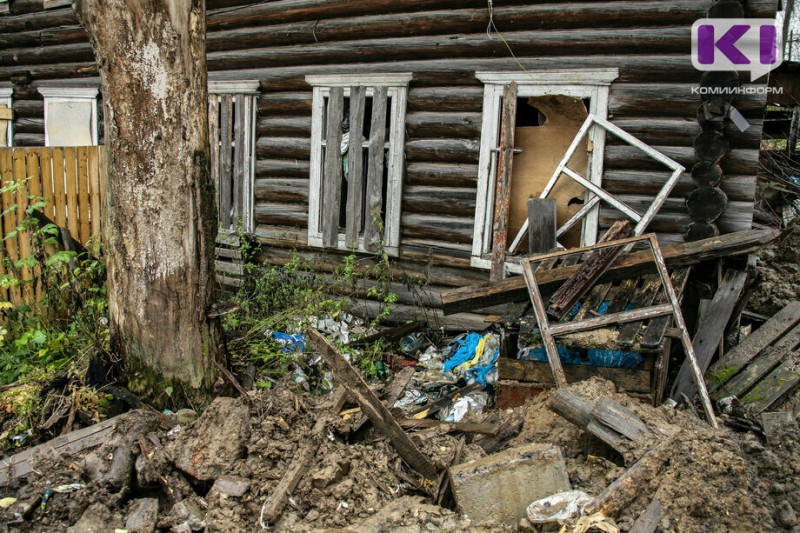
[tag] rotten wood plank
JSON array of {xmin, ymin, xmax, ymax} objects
[
  {"xmin": 363, "ymin": 86, "xmax": 388, "ymax": 252},
  {"xmin": 489, "ymin": 82, "xmax": 517, "ymax": 282},
  {"xmin": 441, "ymin": 229, "xmax": 779, "ymax": 315},
  {"xmin": 353, "ymin": 365, "xmax": 416, "ymax": 432},
  {"xmin": 630, "ymin": 498, "xmax": 662, "ymax": 533},
  {"xmin": 638, "ymin": 268, "xmax": 691, "ymax": 351},
  {"xmin": 308, "ymin": 329, "xmax": 438, "ymax": 480},
  {"xmin": 498, "ymin": 358, "xmax": 652, "ymax": 394},
  {"xmin": 670, "ymin": 269, "xmax": 748, "ymax": 401},
  {"xmin": 547, "ymin": 220, "xmax": 633, "ymax": 320},
  {"xmin": 398, "ymin": 418, "xmax": 498, "ymax": 435},
  {"xmin": 528, "ymin": 198, "xmax": 557, "ymax": 255},
  {"xmin": 322, "ymin": 86, "xmax": 344, "ymax": 248},
  {"xmin": 345, "ymin": 85, "xmax": 366, "ymax": 249}
]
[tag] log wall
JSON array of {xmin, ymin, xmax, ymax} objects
[{"xmin": 0, "ymin": 0, "xmax": 779, "ymax": 322}]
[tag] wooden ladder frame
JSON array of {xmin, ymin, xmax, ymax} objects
[
  {"xmin": 520, "ymin": 233, "xmax": 718, "ymax": 427},
  {"xmin": 509, "ymin": 114, "xmax": 685, "ymax": 253}
]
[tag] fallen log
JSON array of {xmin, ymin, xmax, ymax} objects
[
  {"xmin": 308, "ymin": 329, "xmax": 439, "ymax": 480},
  {"xmin": 441, "ymin": 228, "xmax": 779, "ymax": 315}
]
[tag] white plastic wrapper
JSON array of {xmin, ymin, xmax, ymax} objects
[{"xmin": 526, "ymin": 490, "xmax": 593, "ymax": 524}]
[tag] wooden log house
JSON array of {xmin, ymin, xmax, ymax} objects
[{"xmin": 0, "ymin": 0, "xmax": 780, "ymax": 328}]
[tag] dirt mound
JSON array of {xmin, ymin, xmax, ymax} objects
[{"xmin": 750, "ymin": 220, "xmax": 800, "ymax": 316}]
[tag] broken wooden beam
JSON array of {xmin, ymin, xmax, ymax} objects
[
  {"xmin": 489, "ymin": 82, "xmax": 518, "ymax": 282},
  {"xmin": 547, "ymin": 220, "xmax": 633, "ymax": 320},
  {"xmin": 308, "ymin": 329, "xmax": 438, "ymax": 480},
  {"xmin": 398, "ymin": 418, "xmax": 498, "ymax": 435},
  {"xmin": 441, "ymin": 228, "xmax": 779, "ymax": 315},
  {"xmin": 353, "ymin": 366, "xmax": 416, "ymax": 432},
  {"xmin": 670, "ymin": 269, "xmax": 748, "ymax": 402}
]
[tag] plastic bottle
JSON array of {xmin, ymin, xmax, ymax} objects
[{"xmin": 398, "ymin": 332, "xmax": 425, "ymax": 354}]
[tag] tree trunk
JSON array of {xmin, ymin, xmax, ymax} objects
[{"xmin": 75, "ymin": 0, "xmax": 223, "ymax": 406}]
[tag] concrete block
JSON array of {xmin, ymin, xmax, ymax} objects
[{"xmin": 449, "ymin": 442, "xmax": 570, "ymax": 525}]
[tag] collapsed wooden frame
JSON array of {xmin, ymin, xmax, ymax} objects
[
  {"xmin": 508, "ymin": 114, "xmax": 686, "ymax": 254},
  {"xmin": 520, "ymin": 234, "xmax": 718, "ymax": 427}
]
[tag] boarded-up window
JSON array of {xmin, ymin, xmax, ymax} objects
[
  {"xmin": 38, "ymin": 87, "xmax": 98, "ymax": 147},
  {"xmin": 208, "ymin": 81, "xmax": 258, "ymax": 233},
  {"xmin": 306, "ymin": 74, "xmax": 411, "ymax": 257}
]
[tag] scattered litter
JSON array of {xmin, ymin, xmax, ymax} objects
[
  {"xmin": 269, "ymin": 331, "xmax": 306, "ymax": 353},
  {"xmin": 440, "ymin": 391, "xmax": 489, "ymax": 423},
  {"xmin": 0, "ymin": 497, "xmax": 16, "ymax": 508},
  {"xmin": 399, "ymin": 331, "xmax": 426, "ymax": 354},
  {"xmin": 526, "ymin": 490, "xmax": 593, "ymax": 524},
  {"xmin": 394, "ymin": 390, "xmax": 428, "ymax": 410}
]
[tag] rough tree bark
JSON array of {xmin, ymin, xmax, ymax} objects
[{"xmin": 74, "ymin": 0, "xmax": 223, "ymax": 405}]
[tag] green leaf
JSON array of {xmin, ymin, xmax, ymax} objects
[{"xmin": 164, "ymin": 386, "xmax": 173, "ymax": 397}]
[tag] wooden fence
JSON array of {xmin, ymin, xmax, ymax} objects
[{"xmin": 0, "ymin": 146, "xmax": 105, "ymax": 306}]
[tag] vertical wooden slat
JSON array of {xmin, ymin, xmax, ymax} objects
[
  {"xmin": 322, "ymin": 87, "xmax": 344, "ymax": 248},
  {"xmin": 208, "ymin": 95, "xmax": 220, "ymax": 207},
  {"xmin": 12, "ymin": 148, "xmax": 33, "ymax": 303},
  {"xmin": 24, "ymin": 149, "xmax": 42, "ymax": 304},
  {"xmin": 40, "ymin": 148, "xmax": 55, "ymax": 221},
  {"xmin": 345, "ymin": 86, "xmax": 366, "ymax": 249},
  {"xmin": 0, "ymin": 149, "xmax": 20, "ymax": 305},
  {"xmin": 77, "ymin": 146, "xmax": 90, "ymax": 244},
  {"xmin": 88, "ymin": 146, "xmax": 101, "ymax": 238},
  {"xmin": 65, "ymin": 147, "xmax": 79, "ymax": 240},
  {"xmin": 218, "ymin": 95, "xmax": 233, "ymax": 230},
  {"xmin": 363, "ymin": 86, "xmax": 388, "ymax": 252},
  {"xmin": 233, "ymin": 94, "xmax": 245, "ymax": 225},
  {"xmin": 52, "ymin": 147, "xmax": 67, "ymax": 229},
  {"xmin": 490, "ymin": 82, "xmax": 518, "ymax": 282},
  {"xmin": 98, "ymin": 145, "xmax": 106, "ymax": 215}
]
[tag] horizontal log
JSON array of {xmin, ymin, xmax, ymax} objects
[
  {"xmin": 0, "ymin": 6, "xmax": 77, "ymax": 33},
  {"xmin": 598, "ymin": 196, "xmax": 753, "ymax": 234},
  {"xmin": 206, "ymin": 1, "xmax": 706, "ymax": 52},
  {"xmin": 609, "ymin": 83, "xmax": 765, "ymax": 117},
  {"xmin": 11, "ymin": 116, "xmax": 43, "ymax": 134},
  {"xmin": 405, "ymin": 162, "xmax": 478, "ymax": 187},
  {"xmin": 602, "ymin": 170, "xmax": 756, "ymax": 203},
  {"xmin": 256, "ymin": 136, "xmax": 311, "ymax": 160},
  {"xmin": 608, "ymin": 117, "xmax": 762, "ymax": 149},
  {"xmin": 11, "ymin": 100, "xmax": 43, "ymax": 118},
  {"xmin": 256, "ymin": 159, "xmax": 310, "ymax": 178},
  {"xmin": 401, "ymin": 213, "xmax": 474, "ymax": 244},
  {"xmin": 0, "ymin": 24, "xmax": 86, "ymax": 49},
  {"xmin": 206, "ymin": 27, "xmax": 689, "ymax": 71},
  {"xmin": 258, "ymin": 116, "xmax": 311, "ymax": 137},
  {"xmin": 407, "ymin": 87, "xmax": 484, "ymax": 113},
  {"xmin": 406, "ymin": 111, "xmax": 482, "ymax": 138},
  {"xmin": 350, "ymin": 297, "xmax": 489, "ymax": 331},
  {"xmin": 604, "ymin": 145, "xmax": 758, "ymax": 175},
  {"xmin": 254, "ymin": 202, "xmax": 308, "ymax": 227},
  {"xmin": 405, "ymin": 138, "xmax": 480, "ymax": 164},
  {"xmin": 11, "ymin": 133, "xmax": 43, "ymax": 146},
  {"xmin": 0, "ymin": 41, "xmax": 94, "ymax": 68},
  {"xmin": 255, "ymin": 178, "xmax": 309, "ymax": 203},
  {"xmin": 0, "ymin": 61, "xmax": 98, "ymax": 80},
  {"xmin": 403, "ymin": 186, "xmax": 477, "ymax": 216},
  {"xmin": 257, "ymin": 92, "xmax": 312, "ymax": 114},
  {"xmin": 441, "ymin": 228, "xmax": 780, "ymax": 314}
]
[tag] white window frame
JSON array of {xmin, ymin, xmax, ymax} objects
[
  {"xmin": 208, "ymin": 80, "xmax": 258, "ymax": 234},
  {"xmin": 0, "ymin": 88, "xmax": 12, "ymax": 147},
  {"xmin": 471, "ymin": 69, "xmax": 619, "ymax": 273},
  {"xmin": 305, "ymin": 73, "xmax": 412, "ymax": 257},
  {"xmin": 38, "ymin": 86, "xmax": 99, "ymax": 147}
]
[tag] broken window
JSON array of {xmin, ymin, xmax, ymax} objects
[
  {"xmin": 38, "ymin": 87, "xmax": 99, "ymax": 147},
  {"xmin": 471, "ymin": 70, "xmax": 619, "ymax": 275},
  {"xmin": 208, "ymin": 81, "xmax": 258, "ymax": 234},
  {"xmin": 305, "ymin": 74, "xmax": 411, "ymax": 256},
  {"xmin": 0, "ymin": 88, "xmax": 11, "ymax": 147}
]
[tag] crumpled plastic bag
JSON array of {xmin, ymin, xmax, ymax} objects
[{"xmin": 527, "ymin": 490, "xmax": 593, "ymax": 524}]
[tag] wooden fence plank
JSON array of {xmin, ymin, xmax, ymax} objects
[
  {"xmin": 12, "ymin": 149, "xmax": 33, "ymax": 304},
  {"xmin": 78, "ymin": 146, "xmax": 90, "ymax": 245},
  {"xmin": 98, "ymin": 146, "xmax": 106, "ymax": 213},
  {"xmin": 52, "ymin": 147, "xmax": 66, "ymax": 229},
  {"xmin": 364, "ymin": 86, "xmax": 387, "ymax": 252},
  {"xmin": 24, "ymin": 149, "xmax": 42, "ymax": 304},
  {"xmin": 345, "ymin": 85, "xmax": 366, "ymax": 249},
  {"xmin": 322, "ymin": 86, "xmax": 344, "ymax": 248},
  {"xmin": 219, "ymin": 95, "xmax": 233, "ymax": 230},
  {"xmin": 0, "ymin": 149, "xmax": 12, "ymax": 304},
  {"xmin": 233, "ymin": 94, "xmax": 245, "ymax": 224},
  {"xmin": 88, "ymin": 146, "xmax": 101, "ymax": 238},
  {"xmin": 39, "ymin": 148, "xmax": 55, "ymax": 221},
  {"xmin": 65, "ymin": 147, "xmax": 79, "ymax": 240}
]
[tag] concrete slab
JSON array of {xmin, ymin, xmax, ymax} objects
[{"xmin": 449, "ymin": 442, "xmax": 570, "ymax": 525}]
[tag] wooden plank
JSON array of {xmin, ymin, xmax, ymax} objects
[
  {"xmin": 77, "ymin": 146, "xmax": 90, "ymax": 245},
  {"xmin": 528, "ymin": 198, "xmax": 557, "ymax": 254},
  {"xmin": 549, "ymin": 304, "xmax": 673, "ymax": 336},
  {"xmin": 39, "ymin": 147, "xmax": 55, "ymax": 221},
  {"xmin": 498, "ymin": 357, "xmax": 652, "ymax": 394},
  {"xmin": 630, "ymin": 498, "xmax": 662, "ymax": 533},
  {"xmin": 639, "ymin": 268, "xmax": 691, "ymax": 351},
  {"xmin": 489, "ymin": 82, "xmax": 517, "ymax": 281},
  {"xmin": 442, "ymin": 229, "xmax": 779, "ymax": 315},
  {"xmin": 706, "ymin": 301, "xmax": 800, "ymax": 391},
  {"xmin": 547, "ymin": 220, "xmax": 633, "ymax": 320},
  {"xmin": 572, "ymin": 282, "xmax": 613, "ymax": 322},
  {"xmin": 64, "ymin": 147, "xmax": 79, "ymax": 241},
  {"xmin": 0, "ymin": 148, "xmax": 20, "ymax": 305},
  {"xmin": 52, "ymin": 147, "xmax": 67, "ymax": 228},
  {"xmin": 671, "ymin": 269, "xmax": 748, "ymax": 401},
  {"xmin": 308, "ymin": 329, "xmax": 438, "ymax": 479},
  {"xmin": 740, "ymin": 351, "xmax": 800, "ymax": 414},
  {"xmin": 353, "ymin": 365, "xmax": 417, "ymax": 433},
  {"xmin": 345, "ymin": 85, "xmax": 366, "ymax": 249},
  {"xmin": 219, "ymin": 95, "xmax": 233, "ymax": 229},
  {"xmin": 208, "ymin": 95, "xmax": 220, "ymax": 199},
  {"xmin": 363, "ymin": 86, "xmax": 387, "ymax": 252},
  {"xmin": 98, "ymin": 146, "xmax": 106, "ymax": 215},
  {"xmin": 233, "ymin": 94, "xmax": 246, "ymax": 225},
  {"xmin": 24, "ymin": 149, "xmax": 42, "ymax": 303},
  {"xmin": 712, "ymin": 322, "xmax": 800, "ymax": 400},
  {"xmin": 398, "ymin": 418, "xmax": 498, "ymax": 434},
  {"xmin": 322, "ymin": 86, "xmax": 344, "ymax": 248},
  {"xmin": 88, "ymin": 146, "xmax": 101, "ymax": 238},
  {"xmin": 522, "ymin": 258, "xmax": 567, "ymax": 388},
  {"xmin": 12, "ymin": 148, "xmax": 33, "ymax": 304},
  {"xmin": 592, "ymin": 397, "xmax": 649, "ymax": 441}
]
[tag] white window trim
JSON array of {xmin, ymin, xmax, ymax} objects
[
  {"xmin": 471, "ymin": 69, "xmax": 619, "ymax": 273},
  {"xmin": 209, "ymin": 80, "xmax": 260, "ymax": 95},
  {"xmin": 0, "ymin": 87, "xmax": 12, "ymax": 147},
  {"xmin": 305, "ymin": 74, "xmax": 411, "ymax": 256},
  {"xmin": 38, "ymin": 86, "xmax": 99, "ymax": 146}
]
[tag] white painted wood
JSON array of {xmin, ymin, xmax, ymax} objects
[
  {"xmin": 208, "ymin": 80, "xmax": 259, "ymax": 94},
  {"xmin": 37, "ymin": 87, "xmax": 99, "ymax": 99},
  {"xmin": 0, "ymin": 87, "xmax": 11, "ymax": 147},
  {"xmin": 306, "ymin": 76, "xmax": 410, "ymax": 257},
  {"xmin": 306, "ymin": 73, "xmax": 413, "ymax": 87},
  {"xmin": 561, "ymin": 166, "xmax": 643, "ymax": 222},
  {"xmin": 471, "ymin": 72, "xmax": 617, "ymax": 269},
  {"xmin": 557, "ymin": 195, "xmax": 601, "ymax": 238},
  {"xmin": 38, "ymin": 87, "xmax": 99, "ymax": 147},
  {"xmin": 43, "ymin": 0, "xmax": 70, "ymax": 7}
]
